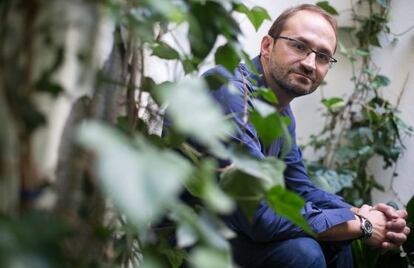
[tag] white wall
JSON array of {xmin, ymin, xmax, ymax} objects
[{"xmin": 238, "ymin": 0, "xmax": 414, "ymax": 205}]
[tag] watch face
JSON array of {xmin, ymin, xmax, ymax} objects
[{"xmin": 363, "ymin": 220, "xmax": 373, "ymax": 234}]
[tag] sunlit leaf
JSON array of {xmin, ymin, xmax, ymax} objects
[
  {"xmin": 189, "ymin": 246, "xmax": 232, "ymax": 268},
  {"xmin": 252, "ymin": 99, "xmax": 276, "ymax": 117},
  {"xmin": 143, "ymin": 0, "xmax": 185, "ymax": 22},
  {"xmin": 155, "ymin": 78, "xmax": 234, "ymax": 146},
  {"xmin": 266, "ymin": 185, "xmax": 315, "ymax": 236},
  {"xmin": 234, "ymin": 4, "xmax": 271, "ymax": 31},
  {"xmin": 321, "ymin": 97, "xmax": 346, "ymax": 110},
  {"xmin": 76, "ymin": 121, "xmax": 193, "ymax": 228}
]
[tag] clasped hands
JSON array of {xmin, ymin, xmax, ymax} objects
[{"xmin": 356, "ymin": 203, "xmax": 411, "ymax": 250}]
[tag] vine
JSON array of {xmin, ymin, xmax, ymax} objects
[{"xmin": 308, "ymin": 1, "xmax": 414, "ymax": 267}]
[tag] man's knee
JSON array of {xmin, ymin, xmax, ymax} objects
[{"xmin": 262, "ymin": 237, "xmax": 326, "ymax": 268}]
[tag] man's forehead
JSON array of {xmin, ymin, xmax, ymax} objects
[{"xmin": 281, "ymin": 10, "xmax": 337, "ymax": 52}]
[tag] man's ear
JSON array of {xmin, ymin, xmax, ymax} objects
[{"xmin": 260, "ymin": 35, "xmax": 274, "ymax": 60}]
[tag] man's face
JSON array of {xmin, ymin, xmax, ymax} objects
[{"xmin": 265, "ymin": 10, "xmax": 336, "ymax": 97}]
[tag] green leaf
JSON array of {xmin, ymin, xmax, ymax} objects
[
  {"xmin": 372, "ymin": 75, "xmax": 391, "ymax": 88},
  {"xmin": 185, "ymin": 159, "xmax": 235, "ymax": 213},
  {"xmin": 250, "ymin": 109, "xmax": 292, "ymax": 150},
  {"xmin": 220, "ymin": 154, "xmax": 285, "ymax": 219},
  {"xmin": 252, "ymin": 99, "xmax": 276, "ymax": 117},
  {"xmin": 204, "ymin": 73, "xmax": 228, "ymax": 91},
  {"xmin": 256, "ymin": 87, "xmax": 278, "ymax": 105},
  {"xmin": 316, "ymin": 1, "xmax": 339, "ymax": 15},
  {"xmin": 234, "ymin": 4, "xmax": 271, "ymax": 31},
  {"xmin": 376, "ymin": 0, "xmax": 389, "ymax": 8},
  {"xmin": 229, "ymin": 152, "xmax": 286, "ymax": 187},
  {"xmin": 76, "ymin": 121, "xmax": 193, "ymax": 228},
  {"xmin": 155, "ymin": 78, "xmax": 234, "ymax": 146},
  {"xmin": 220, "ymin": 168, "xmax": 266, "ymax": 219},
  {"xmin": 355, "ymin": 48, "xmax": 371, "ymax": 57},
  {"xmin": 143, "ymin": 0, "xmax": 185, "ymax": 23},
  {"xmin": 215, "ymin": 43, "xmax": 240, "ymax": 72},
  {"xmin": 151, "ymin": 41, "xmax": 180, "ymax": 60},
  {"xmin": 181, "ymin": 57, "xmax": 197, "ymax": 74},
  {"xmin": 248, "ymin": 6, "xmax": 271, "ymax": 31},
  {"xmin": 266, "ymin": 185, "xmax": 316, "ymax": 236},
  {"xmin": 321, "ymin": 97, "xmax": 346, "ymax": 110},
  {"xmin": 189, "ymin": 246, "xmax": 232, "ymax": 268}
]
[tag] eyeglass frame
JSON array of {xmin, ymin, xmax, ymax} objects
[{"xmin": 270, "ymin": 35, "xmax": 338, "ymax": 67}]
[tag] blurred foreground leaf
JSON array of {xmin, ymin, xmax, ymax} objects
[
  {"xmin": 220, "ymin": 154, "xmax": 285, "ymax": 219},
  {"xmin": 266, "ymin": 185, "xmax": 315, "ymax": 236},
  {"xmin": 155, "ymin": 78, "xmax": 234, "ymax": 147},
  {"xmin": 77, "ymin": 121, "xmax": 193, "ymax": 229}
]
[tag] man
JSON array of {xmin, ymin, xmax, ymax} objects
[{"xmin": 204, "ymin": 4, "xmax": 410, "ymax": 267}]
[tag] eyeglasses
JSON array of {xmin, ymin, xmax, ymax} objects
[{"xmin": 274, "ymin": 36, "xmax": 337, "ymax": 67}]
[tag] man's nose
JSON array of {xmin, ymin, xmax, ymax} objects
[{"xmin": 300, "ymin": 52, "xmax": 317, "ymax": 72}]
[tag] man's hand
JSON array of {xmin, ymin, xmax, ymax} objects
[
  {"xmin": 357, "ymin": 205, "xmax": 388, "ymax": 248},
  {"xmin": 372, "ymin": 203, "xmax": 411, "ymax": 250}
]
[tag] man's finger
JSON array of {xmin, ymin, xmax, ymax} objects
[
  {"xmin": 381, "ymin": 241, "xmax": 399, "ymax": 251},
  {"xmin": 404, "ymin": 226, "xmax": 411, "ymax": 236},
  {"xmin": 385, "ymin": 231, "xmax": 407, "ymax": 246},
  {"xmin": 358, "ymin": 204, "xmax": 373, "ymax": 213},
  {"xmin": 386, "ymin": 218, "xmax": 407, "ymax": 231},
  {"xmin": 396, "ymin": 209, "xmax": 408, "ymax": 219},
  {"xmin": 373, "ymin": 203, "xmax": 399, "ymax": 218}
]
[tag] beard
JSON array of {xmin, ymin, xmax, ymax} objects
[{"xmin": 268, "ymin": 61, "xmax": 320, "ymax": 97}]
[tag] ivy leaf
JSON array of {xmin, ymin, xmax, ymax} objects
[
  {"xmin": 250, "ymin": 106, "xmax": 292, "ymax": 152},
  {"xmin": 256, "ymin": 87, "xmax": 278, "ymax": 105},
  {"xmin": 372, "ymin": 75, "xmax": 391, "ymax": 88},
  {"xmin": 248, "ymin": 7, "xmax": 271, "ymax": 31},
  {"xmin": 143, "ymin": 0, "xmax": 185, "ymax": 23},
  {"xmin": 266, "ymin": 185, "xmax": 316, "ymax": 236},
  {"xmin": 234, "ymin": 4, "xmax": 271, "ymax": 31},
  {"xmin": 355, "ymin": 48, "xmax": 370, "ymax": 57},
  {"xmin": 321, "ymin": 97, "xmax": 346, "ymax": 110},
  {"xmin": 215, "ymin": 43, "xmax": 240, "ymax": 72},
  {"xmin": 185, "ymin": 159, "xmax": 234, "ymax": 213},
  {"xmin": 220, "ymin": 154, "xmax": 285, "ymax": 220},
  {"xmin": 316, "ymin": 1, "xmax": 339, "ymax": 15},
  {"xmin": 155, "ymin": 78, "xmax": 234, "ymax": 146},
  {"xmin": 151, "ymin": 41, "xmax": 180, "ymax": 60},
  {"xmin": 189, "ymin": 246, "xmax": 232, "ymax": 268},
  {"xmin": 76, "ymin": 121, "xmax": 193, "ymax": 229}
]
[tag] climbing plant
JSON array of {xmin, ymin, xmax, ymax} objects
[{"xmin": 307, "ymin": 1, "xmax": 413, "ymax": 267}]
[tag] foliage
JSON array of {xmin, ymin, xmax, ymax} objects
[
  {"xmin": 309, "ymin": 1, "xmax": 413, "ymax": 267},
  {"xmin": 0, "ymin": 0, "xmax": 311, "ymax": 267},
  {"xmin": 307, "ymin": 0, "xmax": 412, "ymax": 205}
]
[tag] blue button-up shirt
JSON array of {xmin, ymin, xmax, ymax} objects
[{"xmin": 204, "ymin": 56, "xmax": 356, "ymax": 242}]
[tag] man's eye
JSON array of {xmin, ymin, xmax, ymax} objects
[
  {"xmin": 292, "ymin": 42, "xmax": 306, "ymax": 51},
  {"xmin": 316, "ymin": 53, "xmax": 330, "ymax": 63}
]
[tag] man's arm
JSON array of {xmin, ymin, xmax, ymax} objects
[{"xmin": 318, "ymin": 205, "xmax": 387, "ymax": 248}]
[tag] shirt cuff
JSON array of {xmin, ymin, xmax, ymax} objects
[{"xmin": 302, "ymin": 202, "xmax": 356, "ymax": 234}]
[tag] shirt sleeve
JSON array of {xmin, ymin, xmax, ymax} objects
[{"xmin": 207, "ymin": 70, "xmax": 355, "ymax": 242}]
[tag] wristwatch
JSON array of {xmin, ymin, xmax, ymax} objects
[{"xmin": 355, "ymin": 214, "xmax": 373, "ymax": 239}]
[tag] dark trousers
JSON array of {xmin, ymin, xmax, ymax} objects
[{"xmin": 230, "ymin": 235, "xmax": 353, "ymax": 268}]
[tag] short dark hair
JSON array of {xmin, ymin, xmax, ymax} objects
[{"xmin": 268, "ymin": 4, "xmax": 337, "ymax": 48}]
